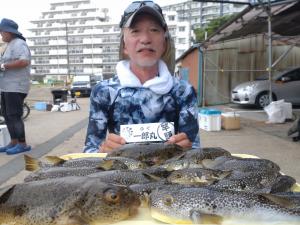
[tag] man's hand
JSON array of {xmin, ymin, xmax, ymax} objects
[
  {"xmin": 99, "ymin": 133, "xmax": 126, "ymax": 153},
  {"xmin": 167, "ymin": 132, "xmax": 192, "ymax": 149}
]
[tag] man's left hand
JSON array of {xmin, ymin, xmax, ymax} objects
[{"xmin": 166, "ymin": 132, "xmax": 192, "ymax": 149}]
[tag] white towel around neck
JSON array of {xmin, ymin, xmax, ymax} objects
[{"xmin": 116, "ymin": 60, "xmax": 173, "ymax": 95}]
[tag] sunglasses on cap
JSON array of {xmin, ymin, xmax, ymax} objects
[{"xmin": 119, "ymin": 1, "xmax": 164, "ymax": 28}]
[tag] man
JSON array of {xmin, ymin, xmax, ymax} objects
[
  {"xmin": 0, "ymin": 18, "xmax": 31, "ymax": 154},
  {"xmin": 84, "ymin": 1, "xmax": 200, "ymax": 153}
]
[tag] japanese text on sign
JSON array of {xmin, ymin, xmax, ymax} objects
[{"xmin": 120, "ymin": 122, "xmax": 174, "ymax": 143}]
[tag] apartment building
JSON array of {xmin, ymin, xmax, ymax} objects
[
  {"xmin": 27, "ymin": 0, "xmax": 249, "ymax": 81},
  {"xmin": 27, "ymin": 0, "xmax": 119, "ymax": 81},
  {"xmin": 162, "ymin": 0, "xmax": 249, "ymax": 29},
  {"xmin": 161, "ymin": 0, "xmax": 250, "ymax": 60}
]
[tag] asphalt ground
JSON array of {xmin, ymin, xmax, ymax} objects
[{"xmin": 0, "ymin": 86, "xmax": 299, "ymax": 187}]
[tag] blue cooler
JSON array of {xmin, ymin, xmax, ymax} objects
[{"xmin": 199, "ymin": 108, "xmax": 222, "ymax": 131}]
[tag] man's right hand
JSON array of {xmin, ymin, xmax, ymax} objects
[{"xmin": 99, "ymin": 133, "xmax": 126, "ymax": 153}]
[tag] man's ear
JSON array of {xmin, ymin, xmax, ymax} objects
[{"xmin": 123, "ymin": 41, "xmax": 128, "ymax": 55}]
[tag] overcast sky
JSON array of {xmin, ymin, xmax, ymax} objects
[{"xmin": 1, "ymin": 0, "xmax": 186, "ymax": 36}]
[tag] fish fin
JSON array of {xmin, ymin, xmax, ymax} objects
[
  {"xmin": 45, "ymin": 155, "xmax": 66, "ymax": 166},
  {"xmin": 0, "ymin": 184, "xmax": 16, "ymax": 204},
  {"xmin": 260, "ymin": 193, "xmax": 297, "ymax": 209},
  {"xmin": 140, "ymin": 192, "xmax": 150, "ymax": 207},
  {"xmin": 97, "ymin": 159, "xmax": 114, "ymax": 170},
  {"xmin": 190, "ymin": 210, "xmax": 223, "ymax": 224},
  {"xmin": 56, "ymin": 207, "xmax": 88, "ymax": 225},
  {"xmin": 171, "ymin": 153, "xmax": 186, "ymax": 161},
  {"xmin": 56, "ymin": 215, "xmax": 88, "ymax": 225},
  {"xmin": 201, "ymin": 159, "xmax": 216, "ymax": 169},
  {"xmin": 24, "ymin": 154, "xmax": 40, "ymax": 171},
  {"xmin": 142, "ymin": 172, "xmax": 161, "ymax": 182},
  {"xmin": 220, "ymin": 170, "xmax": 232, "ymax": 179},
  {"xmin": 165, "ymin": 165, "xmax": 175, "ymax": 172},
  {"xmin": 213, "ymin": 170, "xmax": 232, "ymax": 180}
]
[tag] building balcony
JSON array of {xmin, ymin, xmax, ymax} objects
[
  {"xmin": 83, "ymin": 58, "xmax": 102, "ymax": 64},
  {"xmin": 49, "ymin": 49, "xmax": 67, "ymax": 55}
]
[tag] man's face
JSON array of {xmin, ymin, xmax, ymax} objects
[
  {"xmin": 123, "ymin": 14, "xmax": 166, "ymax": 69},
  {"xmin": 0, "ymin": 31, "xmax": 13, "ymax": 42}
]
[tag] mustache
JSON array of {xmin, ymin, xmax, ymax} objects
[{"xmin": 137, "ymin": 47, "xmax": 155, "ymax": 52}]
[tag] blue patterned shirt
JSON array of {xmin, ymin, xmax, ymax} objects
[{"xmin": 84, "ymin": 75, "xmax": 200, "ymax": 153}]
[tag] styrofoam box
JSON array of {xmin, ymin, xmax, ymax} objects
[
  {"xmin": 199, "ymin": 109, "xmax": 221, "ymax": 131},
  {"xmin": 0, "ymin": 125, "xmax": 11, "ymax": 147}
]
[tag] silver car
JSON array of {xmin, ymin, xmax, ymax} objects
[{"xmin": 231, "ymin": 67, "xmax": 300, "ymax": 108}]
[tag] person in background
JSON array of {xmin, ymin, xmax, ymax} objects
[
  {"xmin": 0, "ymin": 18, "xmax": 31, "ymax": 154},
  {"xmin": 84, "ymin": 1, "xmax": 200, "ymax": 153}
]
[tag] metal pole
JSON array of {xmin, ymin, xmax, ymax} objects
[
  {"xmin": 65, "ymin": 22, "xmax": 71, "ymax": 85},
  {"xmin": 267, "ymin": 0, "xmax": 272, "ymax": 103},
  {"xmin": 198, "ymin": 47, "xmax": 203, "ymax": 106},
  {"xmin": 188, "ymin": 0, "xmax": 192, "ymax": 48},
  {"xmin": 91, "ymin": 27, "xmax": 94, "ymax": 75},
  {"xmin": 202, "ymin": 47, "xmax": 206, "ymax": 107}
]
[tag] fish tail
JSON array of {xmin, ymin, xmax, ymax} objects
[
  {"xmin": 24, "ymin": 154, "xmax": 40, "ymax": 171},
  {"xmin": 45, "ymin": 155, "xmax": 66, "ymax": 165}
]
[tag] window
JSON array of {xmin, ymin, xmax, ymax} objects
[
  {"xmin": 179, "ymin": 26, "xmax": 185, "ymax": 32},
  {"xmin": 178, "ymin": 38, "xmax": 186, "ymax": 44},
  {"xmin": 282, "ymin": 69, "xmax": 300, "ymax": 82},
  {"xmin": 68, "ymin": 37, "xmax": 82, "ymax": 44},
  {"xmin": 168, "ymin": 15, "xmax": 175, "ymax": 21}
]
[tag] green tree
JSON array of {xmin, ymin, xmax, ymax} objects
[{"xmin": 194, "ymin": 14, "xmax": 236, "ymax": 42}]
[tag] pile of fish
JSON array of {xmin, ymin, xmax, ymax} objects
[{"xmin": 0, "ymin": 143, "xmax": 299, "ymax": 225}]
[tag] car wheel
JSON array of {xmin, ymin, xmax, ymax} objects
[{"xmin": 255, "ymin": 92, "xmax": 276, "ymax": 108}]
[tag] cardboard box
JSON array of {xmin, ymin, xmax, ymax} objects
[{"xmin": 221, "ymin": 112, "xmax": 241, "ymax": 130}]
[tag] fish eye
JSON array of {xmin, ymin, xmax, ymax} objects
[
  {"xmin": 175, "ymin": 173, "xmax": 182, "ymax": 178},
  {"xmin": 240, "ymin": 183, "xmax": 246, "ymax": 190},
  {"xmin": 104, "ymin": 189, "xmax": 121, "ymax": 204},
  {"xmin": 163, "ymin": 195, "xmax": 174, "ymax": 206}
]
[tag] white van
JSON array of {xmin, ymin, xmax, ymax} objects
[{"xmin": 70, "ymin": 75, "xmax": 97, "ymax": 98}]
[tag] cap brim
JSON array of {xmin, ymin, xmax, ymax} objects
[{"xmin": 123, "ymin": 6, "xmax": 166, "ymax": 29}]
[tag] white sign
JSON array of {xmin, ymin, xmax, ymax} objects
[{"xmin": 120, "ymin": 122, "xmax": 174, "ymax": 143}]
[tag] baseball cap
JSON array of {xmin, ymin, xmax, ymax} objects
[{"xmin": 119, "ymin": 1, "xmax": 167, "ymax": 30}]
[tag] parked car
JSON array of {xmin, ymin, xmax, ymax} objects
[{"xmin": 231, "ymin": 67, "xmax": 300, "ymax": 108}]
